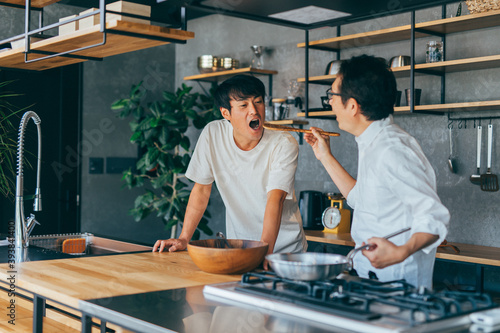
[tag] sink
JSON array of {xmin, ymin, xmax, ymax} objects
[
  {"xmin": 28, "ymin": 233, "xmax": 152, "ymax": 255},
  {"xmin": 0, "ymin": 233, "xmax": 152, "ymax": 262}
]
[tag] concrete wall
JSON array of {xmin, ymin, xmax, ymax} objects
[
  {"xmin": 175, "ymin": 4, "xmax": 500, "ymax": 250},
  {"xmin": 2, "ymin": 3, "xmax": 499, "ymax": 252}
]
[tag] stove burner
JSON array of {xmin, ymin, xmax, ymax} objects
[{"xmin": 236, "ymin": 271, "xmax": 498, "ymax": 327}]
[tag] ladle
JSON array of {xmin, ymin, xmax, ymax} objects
[
  {"xmin": 448, "ymin": 126, "xmax": 456, "ymax": 173},
  {"xmin": 216, "ymin": 232, "xmax": 232, "ymax": 248},
  {"xmin": 470, "ymin": 125, "xmax": 482, "ymax": 185}
]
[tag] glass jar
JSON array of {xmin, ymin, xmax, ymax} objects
[{"xmin": 426, "ymin": 41, "xmax": 444, "ymax": 63}]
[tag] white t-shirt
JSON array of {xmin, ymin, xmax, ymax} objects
[
  {"xmin": 185, "ymin": 120, "xmax": 307, "ymax": 253},
  {"xmin": 347, "ymin": 115, "xmax": 449, "ymax": 289}
]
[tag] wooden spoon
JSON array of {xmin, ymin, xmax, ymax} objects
[{"xmin": 263, "ymin": 122, "xmax": 340, "ymax": 137}]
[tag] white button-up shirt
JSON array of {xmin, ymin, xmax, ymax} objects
[{"xmin": 347, "ymin": 115, "xmax": 449, "ymax": 289}]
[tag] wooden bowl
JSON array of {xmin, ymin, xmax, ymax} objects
[{"xmin": 187, "ymin": 239, "xmax": 268, "ymax": 274}]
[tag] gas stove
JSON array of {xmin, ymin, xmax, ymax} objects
[{"xmin": 203, "ymin": 271, "xmax": 499, "ymax": 333}]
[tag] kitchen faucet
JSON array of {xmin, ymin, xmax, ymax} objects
[{"xmin": 14, "ymin": 111, "xmax": 42, "ymax": 250}]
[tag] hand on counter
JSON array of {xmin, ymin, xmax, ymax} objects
[{"xmin": 153, "ymin": 238, "xmax": 188, "ymax": 252}]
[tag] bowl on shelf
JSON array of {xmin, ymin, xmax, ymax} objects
[
  {"xmin": 219, "ymin": 57, "xmax": 239, "ymax": 71},
  {"xmin": 187, "ymin": 238, "xmax": 268, "ymax": 274},
  {"xmin": 198, "ymin": 55, "xmax": 219, "ymax": 73},
  {"xmin": 197, "ymin": 55, "xmax": 239, "ymax": 73},
  {"xmin": 389, "ymin": 55, "xmax": 411, "ymax": 68}
]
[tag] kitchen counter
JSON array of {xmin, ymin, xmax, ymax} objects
[
  {"xmin": 305, "ymin": 231, "xmax": 500, "ymax": 267},
  {"xmin": 0, "ymin": 249, "xmax": 497, "ymax": 332},
  {"xmin": 0, "ymin": 251, "xmax": 243, "ymax": 332},
  {"xmin": 0, "ymin": 251, "xmax": 241, "ymax": 309}
]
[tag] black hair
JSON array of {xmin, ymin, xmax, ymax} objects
[
  {"xmin": 338, "ymin": 55, "xmax": 397, "ymax": 121},
  {"xmin": 214, "ymin": 75, "xmax": 266, "ymax": 112}
]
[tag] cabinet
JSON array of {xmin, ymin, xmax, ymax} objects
[
  {"xmin": 0, "ymin": 0, "xmax": 194, "ymax": 71},
  {"xmin": 296, "ymin": 8, "xmax": 500, "ymax": 119}
]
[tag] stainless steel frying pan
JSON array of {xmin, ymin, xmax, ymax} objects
[{"xmin": 266, "ymin": 227, "xmax": 411, "ymax": 281}]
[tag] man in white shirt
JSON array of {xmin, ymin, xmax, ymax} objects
[
  {"xmin": 304, "ymin": 55, "xmax": 449, "ymax": 288},
  {"xmin": 153, "ymin": 75, "xmax": 307, "ymax": 265}
]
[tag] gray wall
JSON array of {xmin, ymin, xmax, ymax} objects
[
  {"xmin": 175, "ymin": 4, "xmax": 500, "ymax": 249},
  {"xmin": 2, "ymin": 3, "xmax": 499, "ymax": 251}
]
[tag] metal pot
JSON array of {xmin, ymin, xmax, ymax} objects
[
  {"xmin": 389, "ymin": 55, "xmax": 411, "ymax": 68},
  {"xmin": 325, "ymin": 60, "xmax": 343, "ymax": 75}
]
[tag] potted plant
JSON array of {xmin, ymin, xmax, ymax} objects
[{"xmin": 112, "ymin": 82, "xmax": 221, "ymax": 239}]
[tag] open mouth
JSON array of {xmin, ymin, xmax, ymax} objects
[{"xmin": 249, "ymin": 119, "xmax": 260, "ymax": 130}]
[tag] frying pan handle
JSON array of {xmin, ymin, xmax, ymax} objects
[{"xmin": 345, "ymin": 227, "xmax": 411, "ymax": 271}]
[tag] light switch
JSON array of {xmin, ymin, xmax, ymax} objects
[{"xmin": 89, "ymin": 157, "xmax": 104, "ymax": 174}]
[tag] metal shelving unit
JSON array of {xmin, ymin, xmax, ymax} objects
[
  {"xmin": 0, "ymin": 0, "xmax": 194, "ymax": 71},
  {"xmin": 298, "ymin": 8, "xmax": 500, "ymax": 118}
]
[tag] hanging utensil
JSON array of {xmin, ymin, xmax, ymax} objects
[
  {"xmin": 480, "ymin": 124, "xmax": 499, "ymax": 192},
  {"xmin": 448, "ymin": 126, "xmax": 456, "ymax": 173},
  {"xmin": 470, "ymin": 125, "xmax": 482, "ymax": 185}
]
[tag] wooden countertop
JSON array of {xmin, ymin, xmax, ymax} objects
[
  {"xmin": 305, "ymin": 231, "xmax": 500, "ymax": 267},
  {"xmin": 0, "ymin": 251, "xmax": 241, "ymax": 309}
]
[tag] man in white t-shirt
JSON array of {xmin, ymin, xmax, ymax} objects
[
  {"xmin": 153, "ymin": 75, "xmax": 307, "ymax": 265},
  {"xmin": 304, "ymin": 55, "xmax": 449, "ymax": 288}
]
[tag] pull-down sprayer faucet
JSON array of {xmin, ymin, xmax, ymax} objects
[{"xmin": 14, "ymin": 111, "xmax": 42, "ymax": 250}]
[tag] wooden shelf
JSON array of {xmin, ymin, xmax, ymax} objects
[
  {"xmin": 304, "ymin": 231, "xmax": 500, "ymax": 267},
  {"xmin": 298, "ymin": 9, "xmax": 500, "ymax": 51},
  {"xmin": 297, "ymin": 110, "xmax": 335, "ymax": 118},
  {"xmin": 396, "ymin": 100, "xmax": 500, "ymax": 113},
  {"xmin": 184, "ymin": 67, "xmax": 278, "ymax": 82},
  {"xmin": 0, "ymin": 20, "xmax": 194, "ymax": 71},
  {"xmin": 297, "ymin": 101, "xmax": 500, "ymax": 118},
  {"xmin": 1, "ymin": 0, "xmax": 60, "ymax": 8},
  {"xmin": 415, "ymin": 54, "xmax": 500, "ymax": 73},
  {"xmin": 298, "ymin": 55, "xmax": 500, "ymax": 85},
  {"xmin": 297, "ymin": 74, "xmax": 338, "ymax": 85}
]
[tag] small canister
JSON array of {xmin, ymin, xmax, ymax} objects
[{"xmin": 426, "ymin": 41, "xmax": 444, "ymax": 63}]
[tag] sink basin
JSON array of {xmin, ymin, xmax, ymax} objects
[
  {"xmin": 0, "ymin": 233, "xmax": 152, "ymax": 262},
  {"xmin": 28, "ymin": 232, "xmax": 152, "ymax": 255}
]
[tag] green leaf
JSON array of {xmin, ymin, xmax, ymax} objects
[
  {"xmin": 179, "ymin": 136, "xmax": 190, "ymax": 151},
  {"xmin": 162, "ymin": 91, "xmax": 176, "ymax": 102},
  {"xmin": 130, "ymin": 131, "xmax": 142, "ymax": 143},
  {"xmin": 198, "ymin": 218, "xmax": 213, "ymax": 236},
  {"xmin": 150, "ymin": 117, "xmax": 160, "ymax": 128},
  {"xmin": 159, "ymin": 126, "xmax": 169, "ymax": 145},
  {"xmin": 165, "ymin": 218, "xmax": 178, "ymax": 230},
  {"xmin": 111, "ymin": 98, "xmax": 129, "ymax": 110}
]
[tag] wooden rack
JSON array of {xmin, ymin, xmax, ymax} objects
[
  {"xmin": 0, "ymin": 20, "xmax": 194, "ymax": 71},
  {"xmin": 184, "ymin": 67, "xmax": 277, "ymax": 82},
  {"xmin": 297, "ymin": 10, "xmax": 500, "ymax": 51},
  {"xmin": 298, "ymin": 9, "xmax": 500, "ymax": 118},
  {"xmin": 0, "ymin": 1, "xmax": 194, "ymax": 70}
]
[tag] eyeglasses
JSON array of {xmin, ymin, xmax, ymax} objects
[{"xmin": 326, "ymin": 88, "xmax": 343, "ymax": 100}]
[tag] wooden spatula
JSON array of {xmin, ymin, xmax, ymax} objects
[
  {"xmin": 480, "ymin": 124, "xmax": 499, "ymax": 192},
  {"xmin": 263, "ymin": 122, "xmax": 340, "ymax": 137}
]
